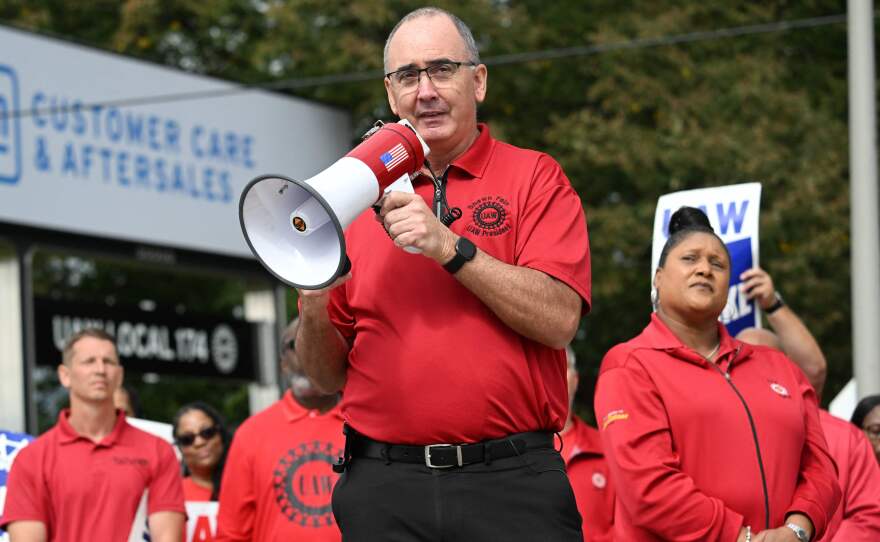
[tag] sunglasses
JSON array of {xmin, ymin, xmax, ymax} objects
[{"xmin": 175, "ymin": 425, "xmax": 220, "ymax": 447}]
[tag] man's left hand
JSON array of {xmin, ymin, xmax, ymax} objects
[{"xmin": 377, "ymin": 191, "xmax": 456, "ymax": 263}]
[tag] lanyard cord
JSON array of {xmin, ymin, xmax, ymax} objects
[{"xmin": 424, "ymin": 160, "xmax": 462, "ymax": 227}]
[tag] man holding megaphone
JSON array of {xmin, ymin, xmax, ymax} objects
[{"xmin": 296, "ymin": 7, "xmax": 591, "ymax": 540}]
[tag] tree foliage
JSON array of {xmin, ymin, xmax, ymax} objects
[{"xmin": 0, "ymin": 0, "xmax": 852, "ymax": 421}]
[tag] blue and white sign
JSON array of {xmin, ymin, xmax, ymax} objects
[
  {"xmin": 0, "ymin": 430, "xmax": 34, "ymax": 540},
  {"xmin": 0, "ymin": 65, "xmax": 21, "ymax": 185},
  {"xmin": 651, "ymin": 182, "xmax": 763, "ymax": 336},
  {"xmin": 0, "ymin": 25, "xmax": 350, "ymax": 257}
]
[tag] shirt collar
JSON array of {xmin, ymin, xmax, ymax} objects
[
  {"xmin": 639, "ymin": 313, "xmax": 750, "ymax": 367},
  {"xmin": 415, "ymin": 123, "xmax": 494, "ymax": 183},
  {"xmin": 57, "ymin": 408, "xmax": 128, "ymax": 447},
  {"xmin": 449, "ymin": 123, "xmax": 493, "ymax": 180},
  {"xmin": 280, "ymin": 390, "xmax": 343, "ymax": 423}
]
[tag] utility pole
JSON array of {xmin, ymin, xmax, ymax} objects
[{"xmin": 848, "ymin": 0, "xmax": 880, "ymax": 398}]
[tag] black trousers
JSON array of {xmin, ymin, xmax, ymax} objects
[{"xmin": 331, "ymin": 446, "xmax": 583, "ymax": 541}]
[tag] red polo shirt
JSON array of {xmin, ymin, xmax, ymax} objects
[
  {"xmin": 0, "ymin": 409, "xmax": 185, "ymax": 541},
  {"xmin": 216, "ymin": 391, "xmax": 344, "ymax": 542},
  {"xmin": 562, "ymin": 416, "xmax": 614, "ymax": 542},
  {"xmin": 327, "ymin": 123, "xmax": 591, "ymax": 444}
]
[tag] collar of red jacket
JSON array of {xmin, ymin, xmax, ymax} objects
[{"xmin": 639, "ymin": 313, "xmax": 754, "ymax": 369}]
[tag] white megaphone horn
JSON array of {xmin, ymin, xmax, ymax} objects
[{"xmin": 239, "ymin": 119, "xmax": 430, "ymax": 289}]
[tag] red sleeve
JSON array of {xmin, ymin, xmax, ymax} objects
[
  {"xmin": 594, "ymin": 350, "xmax": 744, "ymax": 541},
  {"xmin": 0, "ymin": 445, "xmax": 49, "ymax": 529},
  {"xmin": 785, "ymin": 373, "xmax": 842, "ymax": 538},
  {"xmin": 325, "ymin": 280, "xmax": 355, "ymax": 341},
  {"xmin": 215, "ymin": 431, "xmax": 256, "ymax": 541},
  {"xmin": 514, "ymin": 155, "xmax": 591, "ymax": 313},
  {"xmin": 147, "ymin": 439, "xmax": 186, "ymax": 516},
  {"xmin": 828, "ymin": 425, "xmax": 880, "ymax": 541}
]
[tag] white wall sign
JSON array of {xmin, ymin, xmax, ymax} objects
[
  {"xmin": 651, "ymin": 182, "xmax": 762, "ymax": 336},
  {"xmin": 0, "ymin": 25, "xmax": 351, "ymax": 258}
]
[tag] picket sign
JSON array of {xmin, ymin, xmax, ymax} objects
[{"xmin": 651, "ymin": 182, "xmax": 763, "ymax": 336}]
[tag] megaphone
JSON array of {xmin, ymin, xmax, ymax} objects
[{"xmin": 239, "ymin": 120, "xmax": 430, "ymax": 289}]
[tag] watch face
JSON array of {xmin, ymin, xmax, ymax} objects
[{"xmin": 458, "ymin": 237, "xmax": 477, "ymax": 260}]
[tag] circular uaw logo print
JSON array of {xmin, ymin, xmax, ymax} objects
[
  {"xmin": 466, "ymin": 196, "xmax": 512, "ymax": 237},
  {"xmin": 591, "ymin": 471, "xmax": 607, "ymax": 489},
  {"xmin": 273, "ymin": 441, "xmax": 342, "ymax": 528}
]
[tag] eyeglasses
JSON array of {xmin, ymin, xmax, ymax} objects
[
  {"xmin": 175, "ymin": 425, "xmax": 219, "ymax": 447},
  {"xmin": 864, "ymin": 424, "xmax": 880, "ymax": 440},
  {"xmin": 385, "ymin": 61, "xmax": 476, "ymax": 90}
]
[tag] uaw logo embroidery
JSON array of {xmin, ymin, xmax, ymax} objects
[
  {"xmin": 466, "ymin": 195, "xmax": 512, "ymax": 237},
  {"xmin": 592, "ymin": 471, "xmax": 607, "ymax": 489},
  {"xmin": 273, "ymin": 441, "xmax": 343, "ymax": 528}
]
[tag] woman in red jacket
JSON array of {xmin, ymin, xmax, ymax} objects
[{"xmin": 594, "ymin": 207, "xmax": 840, "ymax": 542}]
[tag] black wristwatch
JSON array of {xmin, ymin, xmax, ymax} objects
[
  {"xmin": 443, "ymin": 237, "xmax": 477, "ymax": 274},
  {"xmin": 765, "ymin": 292, "xmax": 785, "ymax": 315}
]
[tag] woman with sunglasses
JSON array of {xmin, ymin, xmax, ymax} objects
[
  {"xmin": 173, "ymin": 401, "xmax": 230, "ymax": 501},
  {"xmin": 851, "ymin": 394, "xmax": 880, "ymax": 465},
  {"xmin": 595, "ymin": 207, "xmax": 840, "ymax": 542}
]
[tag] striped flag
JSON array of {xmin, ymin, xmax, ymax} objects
[{"xmin": 379, "ymin": 143, "xmax": 408, "ymax": 172}]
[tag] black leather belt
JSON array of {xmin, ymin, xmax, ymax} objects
[{"xmin": 348, "ymin": 430, "xmax": 554, "ymax": 469}]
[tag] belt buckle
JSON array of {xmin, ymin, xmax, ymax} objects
[{"xmin": 424, "ymin": 444, "xmax": 462, "ymax": 468}]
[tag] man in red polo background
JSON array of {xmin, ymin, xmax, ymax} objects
[
  {"xmin": 216, "ymin": 318, "xmax": 344, "ymax": 541},
  {"xmin": 296, "ymin": 6, "xmax": 590, "ymax": 541},
  {"xmin": 562, "ymin": 345, "xmax": 614, "ymax": 542},
  {"xmin": 0, "ymin": 329, "xmax": 185, "ymax": 542}
]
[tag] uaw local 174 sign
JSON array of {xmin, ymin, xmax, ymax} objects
[
  {"xmin": 34, "ymin": 297, "xmax": 256, "ymax": 379},
  {"xmin": 651, "ymin": 182, "xmax": 762, "ymax": 336}
]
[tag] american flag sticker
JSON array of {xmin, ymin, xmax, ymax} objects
[{"xmin": 379, "ymin": 143, "xmax": 408, "ymax": 172}]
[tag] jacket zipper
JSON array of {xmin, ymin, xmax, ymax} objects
[{"xmin": 709, "ymin": 347, "xmax": 771, "ymax": 530}]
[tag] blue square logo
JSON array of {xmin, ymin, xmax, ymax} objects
[{"xmin": 0, "ymin": 64, "xmax": 22, "ymax": 185}]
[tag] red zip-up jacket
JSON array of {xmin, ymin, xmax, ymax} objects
[
  {"xmin": 595, "ymin": 314, "xmax": 840, "ymax": 541},
  {"xmin": 816, "ymin": 409, "xmax": 880, "ymax": 541}
]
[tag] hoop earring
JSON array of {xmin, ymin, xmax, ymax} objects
[{"xmin": 651, "ymin": 289, "xmax": 659, "ymax": 311}]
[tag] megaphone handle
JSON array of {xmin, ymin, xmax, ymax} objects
[{"xmin": 372, "ymin": 203, "xmax": 422, "ymax": 254}]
